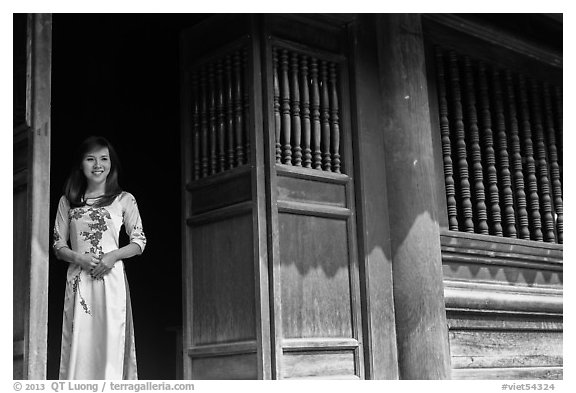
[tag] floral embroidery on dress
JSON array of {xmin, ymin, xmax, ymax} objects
[
  {"xmin": 69, "ymin": 206, "xmax": 112, "ymax": 315},
  {"xmin": 71, "ymin": 274, "xmax": 92, "ymax": 315},
  {"xmin": 53, "ymin": 227, "xmax": 61, "ymax": 244}
]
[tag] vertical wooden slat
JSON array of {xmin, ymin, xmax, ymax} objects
[
  {"xmin": 216, "ymin": 60, "xmax": 226, "ymax": 173},
  {"xmin": 280, "ymin": 49, "xmax": 292, "ymax": 165},
  {"xmin": 273, "ymin": 49, "xmax": 282, "ymax": 164},
  {"xmin": 435, "ymin": 49, "xmax": 458, "ymax": 231},
  {"xmin": 311, "ymin": 58, "xmax": 322, "ymax": 170},
  {"xmin": 517, "ymin": 75, "xmax": 543, "ymax": 241},
  {"xmin": 477, "ymin": 62, "xmax": 502, "ymax": 236},
  {"xmin": 234, "ymin": 51, "xmax": 245, "ymax": 166},
  {"xmin": 491, "ymin": 68, "xmax": 517, "ymax": 238},
  {"xmin": 542, "ymin": 83, "xmax": 563, "ymax": 244},
  {"xmin": 290, "ymin": 52, "xmax": 302, "ymax": 166},
  {"xmin": 225, "ymin": 55, "xmax": 235, "ymax": 169},
  {"xmin": 208, "ymin": 64, "xmax": 217, "ymax": 175},
  {"xmin": 448, "ymin": 51, "xmax": 474, "ymax": 233},
  {"xmin": 200, "ymin": 67, "xmax": 209, "ymax": 178},
  {"xmin": 504, "ymin": 70, "xmax": 530, "ymax": 240},
  {"xmin": 300, "ymin": 55, "xmax": 312, "ymax": 168},
  {"xmin": 528, "ymin": 80, "xmax": 555, "ymax": 242},
  {"xmin": 462, "ymin": 56, "xmax": 488, "ymax": 234},
  {"xmin": 191, "ymin": 72, "xmax": 201, "ymax": 180},
  {"xmin": 320, "ymin": 60, "xmax": 332, "ymax": 171},
  {"xmin": 329, "ymin": 62, "xmax": 341, "ymax": 173},
  {"xmin": 243, "ymin": 49, "xmax": 251, "ymax": 164}
]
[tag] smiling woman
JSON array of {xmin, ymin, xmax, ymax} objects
[{"xmin": 52, "ymin": 136, "xmax": 147, "ymax": 379}]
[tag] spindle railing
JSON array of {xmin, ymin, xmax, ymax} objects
[
  {"xmin": 434, "ymin": 47, "xmax": 563, "ymax": 243},
  {"xmin": 189, "ymin": 47, "xmax": 250, "ymax": 180},
  {"xmin": 272, "ymin": 46, "xmax": 344, "ymax": 174}
]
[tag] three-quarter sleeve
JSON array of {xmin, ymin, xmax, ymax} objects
[
  {"xmin": 121, "ymin": 192, "xmax": 147, "ymax": 253},
  {"xmin": 53, "ymin": 195, "xmax": 70, "ymax": 252}
]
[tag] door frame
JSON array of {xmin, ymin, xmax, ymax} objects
[{"xmin": 13, "ymin": 13, "xmax": 52, "ymax": 380}]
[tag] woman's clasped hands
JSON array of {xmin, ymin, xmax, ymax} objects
[{"xmin": 77, "ymin": 252, "xmax": 117, "ymax": 280}]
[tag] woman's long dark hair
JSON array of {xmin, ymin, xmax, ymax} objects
[{"xmin": 64, "ymin": 136, "xmax": 123, "ymax": 208}]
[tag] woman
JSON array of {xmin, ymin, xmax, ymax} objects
[{"xmin": 53, "ymin": 136, "xmax": 146, "ymax": 380}]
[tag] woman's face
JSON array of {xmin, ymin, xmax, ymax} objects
[{"xmin": 82, "ymin": 146, "xmax": 111, "ymax": 187}]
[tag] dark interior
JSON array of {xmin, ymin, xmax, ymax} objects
[{"xmin": 48, "ymin": 14, "xmax": 207, "ymax": 379}]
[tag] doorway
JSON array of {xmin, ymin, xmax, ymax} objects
[{"xmin": 48, "ymin": 14, "xmax": 206, "ymax": 379}]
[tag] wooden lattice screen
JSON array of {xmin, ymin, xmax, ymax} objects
[
  {"xmin": 434, "ymin": 47, "xmax": 563, "ymax": 243},
  {"xmin": 189, "ymin": 47, "xmax": 250, "ymax": 180},
  {"xmin": 272, "ymin": 47, "xmax": 343, "ymax": 173}
]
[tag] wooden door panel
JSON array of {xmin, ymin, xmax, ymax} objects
[
  {"xmin": 279, "ymin": 213, "xmax": 352, "ymax": 338},
  {"xmin": 191, "ymin": 213, "xmax": 256, "ymax": 345}
]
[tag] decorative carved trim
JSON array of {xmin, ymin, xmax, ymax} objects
[
  {"xmin": 444, "ymin": 280, "xmax": 563, "ymax": 316},
  {"xmin": 441, "ymin": 230, "xmax": 563, "ymax": 269}
]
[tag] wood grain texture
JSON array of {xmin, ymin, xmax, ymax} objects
[
  {"xmin": 450, "ymin": 330, "xmax": 562, "ymax": 369},
  {"xmin": 188, "ymin": 169, "xmax": 251, "ymax": 215},
  {"xmin": 348, "ymin": 14, "xmax": 399, "ymax": 379},
  {"xmin": 376, "ymin": 14, "xmax": 451, "ymax": 379},
  {"xmin": 191, "ymin": 213, "xmax": 256, "ymax": 345},
  {"xmin": 444, "ymin": 280, "xmax": 562, "ymax": 316},
  {"xmin": 191, "ymin": 354, "xmax": 258, "ymax": 379},
  {"xmin": 277, "ymin": 175, "xmax": 346, "ymax": 207},
  {"xmin": 282, "ymin": 351, "xmax": 357, "ymax": 379},
  {"xmin": 18, "ymin": 13, "xmax": 52, "ymax": 380},
  {"xmin": 279, "ymin": 213, "xmax": 353, "ymax": 338},
  {"xmin": 452, "ymin": 367, "xmax": 562, "ymax": 380}
]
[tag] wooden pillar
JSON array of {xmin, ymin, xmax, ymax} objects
[
  {"xmin": 375, "ymin": 14, "xmax": 451, "ymax": 379},
  {"xmin": 348, "ymin": 15, "xmax": 398, "ymax": 379},
  {"xmin": 16, "ymin": 13, "xmax": 52, "ymax": 380}
]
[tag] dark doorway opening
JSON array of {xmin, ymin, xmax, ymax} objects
[{"xmin": 48, "ymin": 14, "xmax": 207, "ymax": 379}]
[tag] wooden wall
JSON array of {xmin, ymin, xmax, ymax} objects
[
  {"xmin": 423, "ymin": 14, "xmax": 563, "ymax": 380},
  {"xmin": 178, "ymin": 13, "xmax": 562, "ymax": 380}
]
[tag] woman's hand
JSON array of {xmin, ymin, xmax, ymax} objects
[
  {"xmin": 75, "ymin": 252, "xmax": 100, "ymax": 272},
  {"xmin": 90, "ymin": 252, "xmax": 118, "ymax": 280}
]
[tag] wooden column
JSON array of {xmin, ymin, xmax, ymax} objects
[
  {"xmin": 349, "ymin": 15, "xmax": 398, "ymax": 379},
  {"xmin": 376, "ymin": 14, "xmax": 451, "ymax": 379},
  {"xmin": 13, "ymin": 13, "xmax": 52, "ymax": 380}
]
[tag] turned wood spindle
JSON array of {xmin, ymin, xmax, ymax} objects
[
  {"xmin": 435, "ymin": 49, "xmax": 458, "ymax": 231},
  {"xmin": 329, "ymin": 62, "xmax": 341, "ymax": 173},
  {"xmin": 517, "ymin": 75, "xmax": 543, "ymax": 241},
  {"xmin": 300, "ymin": 55, "xmax": 312, "ymax": 168},
  {"xmin": 216, "ymin": 60, "xmax": 226, "ymax": 173},
  {"xmin": 233, "ymin": 51, "xmax": 245, "ymax": 167},
  {"xmin": 290, "ymin": 52, "xmax": 302, "ymax": 166},
  {"xmin": 225, "ymin": 55, "xmax": 235, "ymax": 169},
  {"xmin": 529, "ymin": 80, "xmax": 555, "ymax": 242},
  {"xmin": 208, "ymin": 63, "xmax": 217, "ymax": 175},
  {"xmin": 242, "ymin": 49, "xmax": 250, "ymax": 164},
  {"xmin": 199, "ymin": 67, "xmax": 209, "ymax": 178},
  {"xmin": 504, "ymin": 70, "xmax": 530, "ymax": 239},
  {"xmin": 477, "ymin": 62, "xmax": 502, "ymax": 236},
  {"xmin": 320, "ymin": 60, "xmax": 332, "ymax": 171},
  {"xmin": 448, "ymin": 51, "xmax": 474, "ymax": 233},
  {"xmin": 462, "ymin": 56, "xmax": 488, "ymax": 234},
  {"xmin": 191, "ymin": 72, "xmax": 201, "ymax": 181},
  {"xmin": 310, "ymin": 57, "xmax": 322, "ymax": 170},
  {"xmin": 273, "ymin": 49, "xmax": 282, "ymax": 164},
  {"xmin": 280, "ymin": 49, "xmax": 292, "ymax": 165},
  {"xmin": 543, "ymin": 83, "xmax": 563, "ymax": 243},
  {"xmin": 491, "ymin": 68, "xmax": 517, "ymax": 238}
]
